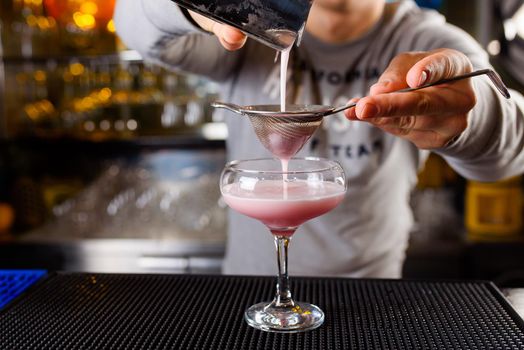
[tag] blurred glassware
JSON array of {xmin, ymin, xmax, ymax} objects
[
  {"xmin": 2, "ymin": 1, "xmax": 224, "ymax": 140},
  {"xmin": 0, "ymin": 0, "xmax": 59, "ymax": 58},
  {"xmin": 1, "ymin": 0, "xmax": 228, "ymax": 242},
  {"xmin": 4, "ymin": 55, "xmax": 223, "ymax": 140},
  {"xmin": 29, "ymin": 151, "xmax": 227, "ymax": 241}
]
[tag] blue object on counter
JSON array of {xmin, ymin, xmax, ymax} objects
[{"xmin": 0, "ymin": 270, "xmax": 46, "ymax": 310}]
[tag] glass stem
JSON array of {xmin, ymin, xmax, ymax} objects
[{"xmin": 273, "ymin": 235, "xmax": 294, "ymax": 307}]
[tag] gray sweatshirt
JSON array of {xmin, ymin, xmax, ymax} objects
[{"xmin": 114, "ymin": 0, "xmax": 524, "ymax": 278}]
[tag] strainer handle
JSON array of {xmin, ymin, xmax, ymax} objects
[
  {"xmin": 395, "ymin": 69, "xmax": 510, "ymax": 99},
  {"xmin": 329, "ymin": 69, "xmax": 510, "ymax": 117},
  {"xmin": 211, "ymin": 101, "xmax": 243, "ymax": 114},
  {"xmin": 330, "ymin": 102, "xmax": 358, "ymax": 115}
]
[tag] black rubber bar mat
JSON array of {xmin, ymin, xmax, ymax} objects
[{"xmin": 1, "ymin": 273, "xmax": 523, "ymax": 349}]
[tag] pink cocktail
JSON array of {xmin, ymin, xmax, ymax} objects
[
  {"xmin": 220, "ymin": 158, "xmax": 347, "ymax": 333},
  {"xmin": 222, "ymin": 180, "xmax": 345, "ymax": 236}
]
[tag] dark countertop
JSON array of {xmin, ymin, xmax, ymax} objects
[{"xmin": 1, "ymin": 273, "xmax": 524, "ymax": 349}]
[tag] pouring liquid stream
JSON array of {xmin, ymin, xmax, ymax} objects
[{"xmin": 280, "ymin": 48, "xmax": 292, "ymax": 199}]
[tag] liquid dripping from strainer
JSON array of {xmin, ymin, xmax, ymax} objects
[
  {"xmin": 247, "ymin": 113, "xmax": 323, "ymax": 160},
  {"xmin": 274, "ymin": 47, "xmax": 311, "ymax": 160}
]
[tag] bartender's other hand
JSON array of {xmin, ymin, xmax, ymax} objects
[
  {"xmin": 345, "ymin": 49, "xmax": 477, "ymax": 149},
  {"xmin": 188, "ymin": 10, "xmax": 247, "ymax": 51}
]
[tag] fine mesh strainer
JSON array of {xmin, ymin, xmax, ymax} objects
[
  {"xmin": 212, "ymin": 69, "xmax": 510, "ymax": 159},
  {"xmin": 211, "ymin": 103, "xmax": 327, "ymax": 159}
]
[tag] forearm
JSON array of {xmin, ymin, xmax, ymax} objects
[
  {"xmin": 437, "ymin": 78, "xmax": 524, "ymax": 181},
  {"xmin": 114, "ymin": 0, "xmax": 196, "ymax": 58},
  {"xmin": 114, "ymin": 0, "xmax": 242, "ymax": 80}
]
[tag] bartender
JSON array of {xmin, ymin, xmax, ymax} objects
[{"xmin": 114, "ymin": 0, "xmax": 524, "ymax": 278}]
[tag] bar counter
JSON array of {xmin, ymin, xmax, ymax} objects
[{"xmin": 1, "ymin": 271, "xmax": 524, "ymax": 349}]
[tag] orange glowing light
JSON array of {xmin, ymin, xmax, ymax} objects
[
  {"xmin": 80, "ymin": 2, "xmax": 98, "ymax": 15},
  {"xmin": 73, "ymin": 12, "xmax": 96, "ymax": 30},
  {"xmin": 44, "ymin": 0, "xmax": 115, "ymax": 28},
  {"xmin": 106, "ymin": 19, "xmax": 115, "ymax": 33},
  {"xmin": 69, "ymin": 62, "xmax": 85, "ymax": 76}
]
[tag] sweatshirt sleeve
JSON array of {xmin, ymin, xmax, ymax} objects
[
  {"xmin": 435, "ymin": 78, "xmax": 524, "ymax": 182},
  {"xmin": 404, "ymin": 9, "xmax": 524, "ymax": 182},
  {"xmin": 437, "ymin": 37, "xmax": 524, "ymax": 181},
  {"xmin": 113, "ymin": 0, "xmax": 244, "ymax": 81}
]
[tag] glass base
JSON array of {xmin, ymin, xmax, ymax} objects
[{"xmin": 244, "ymin": 301, "xmax": 324, "ymax": 333}]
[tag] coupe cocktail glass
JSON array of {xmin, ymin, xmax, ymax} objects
[{"xmin": 220, "ymin": 157, "xmax": 347, "ymax": 333}]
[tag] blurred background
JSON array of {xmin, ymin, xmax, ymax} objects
[{"xmin": 0, "ymin": 0, "xmax": 523, "ymax": 286}]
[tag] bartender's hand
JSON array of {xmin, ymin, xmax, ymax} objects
[
  {"xmin": 345, "ymin": 49, "xmax": 477, "ymax": 149},
  {"xmin": 188, "ymin": 10, "xmax": 247, "ymax": 51}
]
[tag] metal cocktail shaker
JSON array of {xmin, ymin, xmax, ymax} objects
[{"xmin": 170, "ymin": 0, "xmax": 313, "ymax": 51}]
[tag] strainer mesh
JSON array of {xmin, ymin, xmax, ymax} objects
[{"xmin": 247, "ymin": 114, "xmax": 323, "ymax": 159}]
